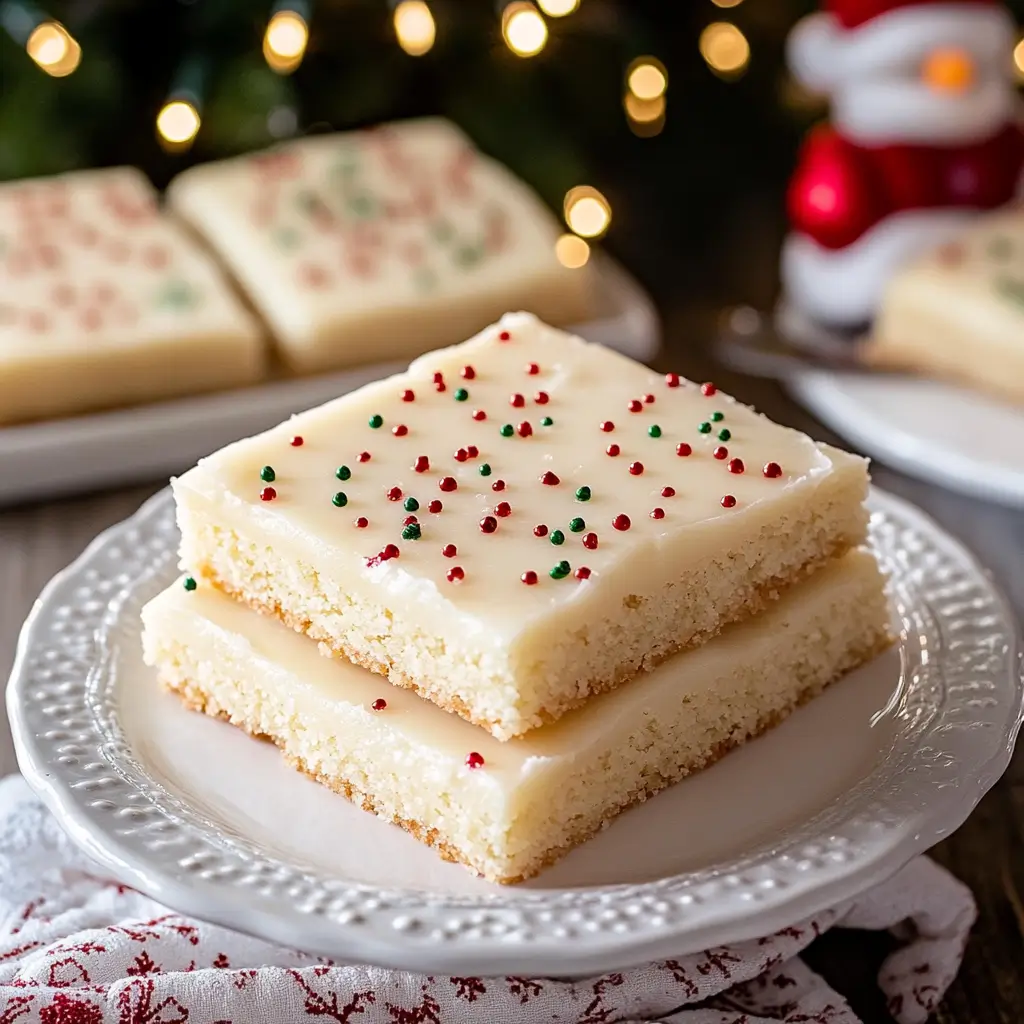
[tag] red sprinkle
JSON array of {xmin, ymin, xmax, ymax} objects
[
  {"xmin": 583, "ymin": 532, "xmax": 598, "ymax": 550},
  {"xmin": 358, "ymin": 451, "xmax": 371, "ymax": 463},
  {"xmin": 526, "ymin": 362, "xmax": 540, "ymax": 375},
  {"xmin": 392, "ymin": 424, "xmax": 408, "ymax": 436},
  {"xmin": 414, "ymin": 455, "xmax": 430, "ymax": 473},
  {"xmin": 467, "ymin": 445, "xmax": 479, "ymax": 457},
  {"xmin": 461, "ymin": 365, "xmax": 476, "ymax": 379},
  {"xmin": 439, "ymin": 476, "xmax": 457, "ymax": 492},
  {"xmin": 498, "ymin": 330, "xmax": 511, "ymax": 342},
  {"xmin": 606, "ymin": 444, "xmax": 621, "ymax": 457},
  {"xmin": 466, "ymin": 751, "xmax": 485, "ymax": 768},
  {"xmin": 479, "ymin": 515, "xmax": 498, "ymax": 533},
  {"xmin": 729, "ymin": 458, "xmax": 745, "ymax": 474},
  {"xmin": 442, "ymin": 543, "xmax": 457, "ymax": 558},
  {"xmin": 401, "ymin": 389, "xmax": 415, "ymax": 402},
  {"xmin": 383, "ymin": 543, "xmax": 400, "ymax": 559},
  {"xmin": 628, "ymin": 399, "xmax": 643, "ymax": 413},
  {"xmin": 494, "ymin": 501, "xmax": 512, "ymax": 517},
  {"xmin": 575, "ymin": 567, "xmax": 592, "ymax": 580},
  {"xmin": 713, "ymin": 447, "xmax": 728, "ymax": 460},
  {"xmin": 629, "ymin": 461, "xmax": 644, "ymax": 476},
  {"xmin": 764, "ymin": 462, "xmax": 783, "ymax": 478},
  {"xmin": 387, "ymin": 486, "xmax": 403, "ymax": 501},
  {"xmin": 491, "ymin": 479, "xmax": 506, "ymax": 491},
  {"xmin": 521, "ymin": 570, "xmax": 538, "ymax": 585},
  {"xmin": 676, "ymin": 443, "xmax": 692, "ymax": 457},
  {"xmin": 665, "ymin": 373, "xmax": 680, "ymax": 388},
  {"xmin": 454, "ymin": 448, "xmax": 469, "ymax": 462},
  {"xmin": 701, "ymin": 382, "xmax": 717, "ymax": 397},
  {"xmin": 661, "ymin": 486, "xmax": 676, "ymax": 497},
  {"xmin": 541, "ymin": 471, "xmax": 560, "ymax": 486},
  {"xmin": 355, "ymin": 516, "xmax": 369, "ymax": 528},
  {"xmin": 600, "ymin": 421, "xmax": 615, "ymax": 432},
  {"xmin": 534, "ymin": 524, "xmax": 549, "ymax": 537},
  {"xmin": 472, "ymin": 410, "xmax": 487, "ymax": 421},
  {"xmin": 643, "ymin": 393, "xmax": 655, "ymax": 404},
  {"xmin": 372, "ymin": 698, "xmax": 387, "ymax": 711},
  {"xmin": 510, "ymin": 393, "xmax": 525, "ymax": 408},
  {"xmin": 433, "ymin": 371, "xmax": 444, "ymax": 384},
  {"xmin": 612, "ymin": 514, "xmax": 631, "ymax": 531},
  {"xmin": 289, "ymin": 435, "xmax": 304, "ymax": 447},
  {"xmin": 721, "ymin": 494, "xmax": 737, "ymax": 508},
  {"xmin": 428, "ymin": 499, "xmax": 443, "ymax": 513},
  {"xmin": 259, "ymin": 486, "xmax": 277, "ymax": 502},
  {"xmin": 650, "ymin": 507, "xmax": 665, "ymax": 520},
  {"xmin": 447, "ymin": 566, "xmax": 465, "ymax": 582},
  {"xmin": 517, "ymin": 421, "xmax": 533, "ymax": 438},
  {"xmin": 403, "ymin": 515, "xmax": 418, "ymax": 526},
  {"xmin": 435, "ymin": 381, "xmax": 447, "ymax": 393},
  {"xmin": 534, "ymin": 391, "xmax": 549, "ymax": 405}
]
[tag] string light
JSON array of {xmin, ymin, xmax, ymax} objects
[
  {"xmin": 156, "ymin": 100, "xmax": 201, "ymax": 149},
  {"xmin": 502, "ymin": 2, "xmax": 548, "ymax": 58},
  {"xmin": 537, "ymin": 0, "xmax": 578, "ymax": 15},
  {"xmin": 626, "ymin": 57, "xmax": 667, "ymax": 101},
  {"xmin": 700, "ymin": 21, "xmax": 750, "ymax": 78},
  {"xmin": 393, "ymin": 0, "xmax": 435, "ymax": 56},
  {"xmin": 264, "ymin": 4, "xmax": 309, "ymax": 74},
  {"xmin": 25, "ymin": 19, "xmax": 79, "ymax": 76},
  {"xmin": 563, "ymin": 185, "xmax": 611, "ymax": 239},
  {"xmin": 555, "ymin": 234, "xmax": 590, "ymax": 268}
]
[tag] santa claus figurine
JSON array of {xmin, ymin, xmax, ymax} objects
[{"xmin": 781, "ymin": 0, "xmax": 1024, "ymax": 327}]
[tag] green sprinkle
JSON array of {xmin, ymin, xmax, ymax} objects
[
  {"xmin": 648, "ymin": 425, "xmax": 662, "ymax": 438},
  {"xmin": 335, "ymin": 465, "xmax": 351, "ymax": 481},
  {"xmin": 332, "ymin": 492, "xmax": 348, "ymax": 507},
  {"xmin": 549, "ymin": 560, "xmax": 571, "ymax": 580},
  {"xmin": 479, "ymin": 463, "xmax": 492, "ymax": 476},
  {"xmin": 454, "ymin": 388, "xmax": 469, "ymax": 402},
  {"xmin": 989, "ymin": 236, "xmax": 1013, "ymax": 261},
  {"xmin": 500, "ymin": 424, "xmax": 514, "ymax": 437},
  {"xmin": 369, "ymin": 414, "xmax": 383, "ymax": 429},
  {"xmin": 402, "ymin": 522, "xmax": 422, "ymax": 541},
  {"xmin": 550, "ymin": 530, "xmax": 565, "ymax": 545},
  {"xmin": 575, "ymin": 486, "xmax": 592, "ymax": 502},
  {"xmin": 718, "ymin": 428, "xmax": 731, "ymax": 442},
  {"xmin": 541, "ymin": 416, "xmax": 553, "ymax": 426},
  {"xmin": 259, "ymin": 465, "xmax": 276, "ymax": 483},
  {"xmin": 710, "ymin": 411, "xmax": 724, "ymax": 422},
  {"xmin": 183, "ymin": 576, "xmax": 197, "ymax": 592},
  {"xmin": 404, "ymin": 497, "xmax": 419, "ymax": 512},
  {"xmin": 698, "ymin": 422, "xmax": 712, "ymax": 434},
  {"xmin": 569, "ymin": 517, "xmax": 585, "ymax": 533}
]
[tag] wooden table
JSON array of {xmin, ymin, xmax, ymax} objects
[{"xmin": 1, "ymin": 336, "xmax": 1021, "ymax": 1022}]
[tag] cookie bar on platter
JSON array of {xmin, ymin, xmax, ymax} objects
[
  {"xmin": 165, "ymin": 118, "xmax": 593, "ymax": 373},
  {"xmin": 0, "ymin": 167, "xmax": 265, "ymax": 425},
  {"xmin": 172, "ymin": 313, "xmax": 874, "ymax": 740}
]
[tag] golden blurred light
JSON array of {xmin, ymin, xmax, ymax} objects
[
  {"xmin": 921, "ymin": 47, "xmax": 974, "ymax": 94},
  {"xmin": 538, "ymin": 0, "xmax": 578, "ymax": 16},
  {"xmin": 563, "ymin": 185, "xmax": 611, "ymax": 239},
  {"xmin": 624, "ymin": 92, "xmax": 666, "ymax": 136},
  {"xmin": 627, "ymin": 57, "xmax": 667, "ymax": 100},
  {"xmin": 156, "ymin": 100, "xmax": 201, "ymax": 148},
  {"xmin": 555, "ymin": 233, "xmax": 590, "ymax": 269},
  {"xmin": 711, "ymin": 0, "xmax": 744, "ymax": 7},
  {"xmin": 1015, "ymin": 38, "xmax": 1024, "ymax": 81},
  {"xmin": 700, "ymin": 21, "xmax": 750, "ymax": 77},
  {"xmin": 502, "ymin": 2, "xmax": 548, "ymax": 58},
  {"xmin": 26, "ymin": 21, "xmax": 80, "ymax": 77},
  {"xmin": 394, "ymin": 1, "xmax": 436, "ymax": 56},
  {"xmin": 263, "ymin": 9, "xmax": 308, "ymax": 74}
]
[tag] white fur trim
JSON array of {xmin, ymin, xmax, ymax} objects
[{"xmin": 781, "ymin": 209, "xmax": 977, "ymax": 325}]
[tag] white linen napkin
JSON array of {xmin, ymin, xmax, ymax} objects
[{"xmin": 0, "ymin": 774, "xmax": 975, "ymax": 1024}]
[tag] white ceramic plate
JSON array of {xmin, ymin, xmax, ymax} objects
[
  {"xmin": 0, "ymin": 255, "xmax": 658, "ymax": 507},
  {"xmin": 7, "ymin": 489, "xmax": 1022, "ymax": 977}
]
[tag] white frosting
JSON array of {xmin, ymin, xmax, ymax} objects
[
  {"xmin": 782, "ymin": 209, "xmax": 977, "ymax": 325},
  {"xmin": 788, "ymin": 5, "xmax": 1017, "ymax": 145},
  {"xmin": 166, "ymin": 118, "xmax": 593, "ymax": 373}
]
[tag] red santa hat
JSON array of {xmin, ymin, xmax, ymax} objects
[{"xmin": 825, "ymin": 0, "xmax": 1000, "ymax": 29}]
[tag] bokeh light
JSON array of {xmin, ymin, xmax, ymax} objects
[
  {"xmin": 502, "ymin": 2, "xmax": 548, "ymax": 58},
  {"xmin": 263, "ymin": 9, "xmax": 309, "ymax": 74},
  {"xmin": 627, "ymin": 57, "xmax": 667, "ymax": 101},
  {"xmin": 538, "ymin": 0, "xmax": 579, "ymax": 16},
  {"xmin": 156, "ymin": 100, "xmax": 201, "ymax": 149},
  {"xmin": 564, "ymin": 185, "xmax": 611, "ymax": 239},
  {"xmin": 555, "ymin": 233, "xmax": 591, "ymax": 268},
  {"xmin": 700, "ymin": 22, "xmax": 750, "ymax": 78},
  {"xmin": 26, "ymin": 22, "xmax": 80, "ymax": 77},
  {"xmin": 394, "ymin": 1, "xmax": 436, "ymax": 56}
]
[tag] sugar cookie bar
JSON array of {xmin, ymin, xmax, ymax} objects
[
  {"xmin": 165, "ymin": 118, "xmax": 593, "ymax": 373},
  {"xmin": 172, "ymin": 313, "xmax": 872, "ymax": 740},
  {"xmin": 0, "ymin": 167, "xmax": 265, "ymax": 425}
]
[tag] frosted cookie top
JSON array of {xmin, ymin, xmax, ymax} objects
[
  {"xmin": 165, "ymin": 118, "xmax": 592, "ymax": 370},
  {"xmin": 0, "ymin": 167, "xmax": 262, "ymax": 359},
  {"xmin": 178, "ymin": 313, "xmax": 856, "ymax": 635}
]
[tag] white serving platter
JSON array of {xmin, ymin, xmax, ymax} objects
[
  {"xmin": 0, "ymin": 255, "xmax": 658, "ymax": 506},
  {"xmin": 8, "ymin": 487, "xmax": 1022, "ymax": 977}
]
